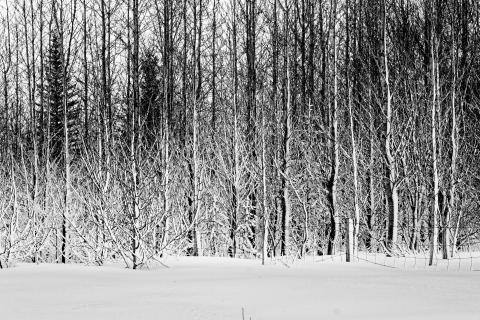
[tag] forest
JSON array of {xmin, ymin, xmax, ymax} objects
[{"xmin": 1, "ymin": 0, "xmax": 480, "ymax": 270}]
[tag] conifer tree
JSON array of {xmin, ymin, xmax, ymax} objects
[
  {"xmin": 40, "ymin": 31, "xmax": 79, "ymax": 161},
  {"xmin": 140, "ymin": 49, "xmax": 162, "ymax": 144}
]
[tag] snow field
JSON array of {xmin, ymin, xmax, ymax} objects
[{"xmin": 1, "ymin": 256, "xmax": 479, "ymax": 320}]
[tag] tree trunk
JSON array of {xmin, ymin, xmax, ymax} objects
[
  {"xmin": 429, "ymin": 12, "xmax": 439, "ymax": 266},
  {"xmin": 346, "ymin": 0, "xmax": 360, "ymax": 259},
  {"xmin": 366, "ymin": 88, "xmax": 375, "ymax": 251},
  {"xmin": 131, "ymin": 0, "xmax": 141, "ymax": 269},
  {"xmin": 229, "ymin": 0, "xmax": 239, "ymax": 258},
  {"xmin": 327, "ymin": 1, "xmax": 339, "ymax": 256},
  {"xmin": 383, "ymin": 2, "xmax": 398, "ymax": 253},
  {"xmin": 261, "ymin": 93, "xmax": 269, "ymax": 265},
  {"xmin": 281, "ymin": 7, "xmax": 292, "ymax": 256},
  {"xmin": 444, "ymin": 27, "xmax": 457, "ymax": 260}
]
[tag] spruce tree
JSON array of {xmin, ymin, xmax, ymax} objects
[
  {"xmin": 40, "ymin": 31, "xmax": 80, "ymax": 161},
  {"xmin": 140, "ymin": 49, "xmax": 162, "ymax": 144}
]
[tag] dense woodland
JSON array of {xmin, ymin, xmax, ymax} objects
[{"xmin": 0, "ymin": 0, "xmax": 480, "ymax": 269}]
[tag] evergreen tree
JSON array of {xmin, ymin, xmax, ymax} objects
[
  {"xmin": 140, "ymin": 49, "xmax": 162, "ymax": 144},
  {"xmin": 40, "ymin": 31, "xmax": 80, "ymax": 161}
]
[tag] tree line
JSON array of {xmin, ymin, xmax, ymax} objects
[{"xmin": 1, "ymin": 0, "xmax": 480, "ymax": 269}]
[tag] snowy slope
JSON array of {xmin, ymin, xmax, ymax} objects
[{"xmin": 0, "ymin": 257, "xmax": 479, "ymax": 320}]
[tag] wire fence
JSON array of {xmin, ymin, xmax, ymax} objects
[{"xmin": 310, "ymin": 246, "xmax": 480, "ymax": 271}]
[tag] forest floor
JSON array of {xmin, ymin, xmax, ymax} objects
[{"xmin": 1, "ymin": 255, "xmax": 480, "ymax": 320}]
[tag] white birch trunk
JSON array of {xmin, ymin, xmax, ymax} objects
[{"xmin": 429, "ymin": 23, "xmax": 439, "ymax": 266}]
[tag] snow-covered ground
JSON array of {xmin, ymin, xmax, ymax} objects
[{"xmin": 1, "ymin": 256, "xmax": 480, "ymax": 320}]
